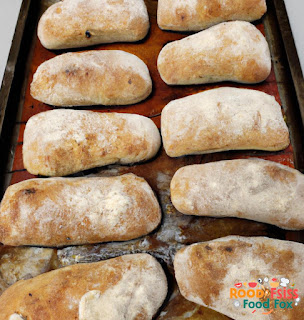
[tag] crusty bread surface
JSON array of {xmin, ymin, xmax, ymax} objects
[
  {"xmin": 38, "ymin": 0, "xmax": 150, "ymax": 49},
  {"xmin": 0, "ymin": 174, "xmax": 161, "ymax": 246},
  {"xmin": 157, "ymin": 21, "xmax": 271, "ymax": 85},
  {"xmin": 157, "ymin": 0, "xmax": 267, "ymax": 31},
  {"xmin": 23, "ymin": 109, "xmax": 161, "ymax": 176},
  {"xmin": 0, "ymin": 254, "xmax": 168, "ymax": 320},
  {"xmin": 171, "ymin": 159, "xmax": 304, "ymax": 230},
  {"xmin": 161, "ymin": 87, "xmax": 290, "ymax": 156},
  {"xmin": 174, "ymin": 236, "xmax": 304, "ymax": 320},
  {"xmin": 30, "ymin": 50, "xmax": 152, "ymax": 106}
]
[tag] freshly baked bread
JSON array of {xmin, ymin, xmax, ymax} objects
[
  {"xmin": 157, "ymin": 21, "xmax": 271, "ymax": 85},
  {"xmin": 0, "ymin": 253, "xmax": 168, "ymax": 319},
  {"xmin": 23, "ymin": 109, "xmax": 161, "ymax": 176},
  {"xmin": 161, "ymin": 88, "xmax": 290, "ymax": 157},
  {"xmin": 157, "ymin": 0, "xmax": 267, "ymax": 31},
  {"xmin": 30, "ymin": 50, "xmax": 152, "ymax": 106},
  {"xmin": 0, "ymin": 174, "xmax": 161, "ymax": 246},
  {"xmin": 174, "ymin": 236, "xmax": 304, "ymax": 320},
  {"xmin": 38, "ymin": 0, "xmax": 150, "ymax": 49},
  {"xmin": 171, "ymin": 159, "xmax": 304, "ymax": 230}
]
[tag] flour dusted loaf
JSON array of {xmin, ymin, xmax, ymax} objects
[
  {"xmin": 157, "ymin": 21, "xmax": 271, "ymax": 85},
  {"xmin": 171, "ymin": 159, "xmax": 304, "ymax": 230},
  {"xmin": 30, "ymin": 50, "xmax": 152, "ymax": 106},
  {"xmin": 157, "ymin": 0, "xmax": 267, "ymax": 31},
  {"xmin": 0, "ymin": 174, "xmax": 161, "ymax": 246},
  {"xmin": 38, "ymin": 0, "xmax": 149, "ymax": 49},
  {"xmin": 174, "ymin": 236, "xmax": 304, "ymax": 320},
  {"xmin": 161, "ymin": 88, "xmax": 290, "ymax": 157},
  {"xmin": 23, "ymin": 109, "xmax": 161, "ymax": 176},
  {"xmin": 0, "ymin": 253, "xmax": 168, "ymax": 319}
]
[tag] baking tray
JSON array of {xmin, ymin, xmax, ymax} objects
[{"xmin": 0, "ymin": 0, "xmax": 304, "ymax": 318}]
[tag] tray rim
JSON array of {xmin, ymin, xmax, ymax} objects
[{"xmin": 0, "ymin": 0, "xmax": 31, "ymax": 133}]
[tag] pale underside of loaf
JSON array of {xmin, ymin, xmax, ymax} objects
[
  {"xmin": 157, "ymin": 21, "xmax": 271, "ymax": 85},
  {"xmin": 30, "ymin": 50, "xmax": 152, "ymax": 106},
  {"xmin": 22, "ymin": 109, "xmax": 161, "ymax": 176},
  {"xmin": 170, "ymin": 159, "xmax": 304, "ymax": 230},
  {"xmin": 161, "ymin": 87, "xmax": 290, "ymax": 156},
  {"xmin": 157, "ymin": 0, "xmax": 267, "ymax": 31},
  {"xmin": 0, "ymin": 254, "xmax": 168, "ymax": 320},
  {"xmin": 0, "ymin": 174, "xmax": 161, "ymax": 246},
  {"xmin": 174, "ymin": 236, "xmax": 304, "ymax": 320},
  {"xmin": 38, "ymin": 0, "xmax": 150, "ymax": 49}
]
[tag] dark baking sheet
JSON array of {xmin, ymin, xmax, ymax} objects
[{"xmin": 0, "ymin": 0, "xmax": 304, "ymax": 319}]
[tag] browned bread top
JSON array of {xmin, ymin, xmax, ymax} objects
[
  {"xmin": 158, "ymin": 0, "xmax": 267, "ymax": 31},
  {"xmin": 174, "ymin": 236, "xmax": 304, "ymax": 320},
  {"xmin": 38, "ymin": 0, "xmax": 150, "ymax": 49},
  {"xmin": 0, "ymin": 253, "xmax": 168, "ymax": 319},
  {"xmin": 0, "ymin": 174, "xmax": 161, "ymax": 247}
]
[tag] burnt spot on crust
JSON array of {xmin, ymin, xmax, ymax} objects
[
  {"xmin": 24, "ymin": 188, "xmax": 36, "ymax": 195},
  {"xmin": 85, "ymin": 30, "xmax": 91, "ymax": 38},
  {"xmin": 205, "ymin": 245, "xmax": 212, "ymax": 251},
  {"xmin": 65, "ymin": 68, "xmax": 78, "ymax": 76},
  {"xmin": 128, "ymin": 79, "xmax": 132, "ymax": 84},
  {"xmin": 225, "ymin": 246, "xmax": 233, "ymax": 252}
]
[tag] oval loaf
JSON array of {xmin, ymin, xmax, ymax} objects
[
  {"xmin": 171, "ymin": 159, "xmax": 304, "ymax": 230},
  {"xmin": 157, "ymin": 21, "xmax": 271, "ymax": 85},
  {"xmin": 174, "ymin": 236, "xmax": 304, "ymax": 320},
  {"xmin": 161, "ymin": 87, "xmax": 290, "ymax": 157},
  {"xmin": 23, "ymin": 109, "xmax": 161, "ymax": 176},
  {"xmin": 0, "ymin": 174, "xmax": 161, "ymax": 247},
  {"xmin": 30, "ymin": 50, "xmax": 152, "ymax": 106},
  {"xmin": 157, "ymin": 0, "xmax": 267, "ymax": 31},
  {"xmin": 0, "ymin": 254, "xmax": 168, "ymax": 320},
  {"xmin": 38, "ymin": 0, "xmax": 150, "ymax": 49}
]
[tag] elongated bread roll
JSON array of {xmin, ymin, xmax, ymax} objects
[
  {"xmin": 171, "ymin": 159, "xmax": 304, "ymax": 230},
  {"xmin": 0, "ymin": 174, "xmax": 161, "ymax": 246},
  {"xmin": 23, "ymin": 110, "xmax": 161, "ymax": 176},
  {"xmin": 0, "ymin": 253, "xmax": 168, "ymax": 320},
  {"xmin": 161, "ymin": 88, "xmax": 290, "ymax": 156},
  {"xmin": 30, "ymin": 50, "xmax": 152, "ymax": 106},
  {"xmin": 157, "ymin": 0, "xmax": 267, "ymax": 31},
  {"xmin": 174, "ymin": 236, "xmax": 304, "ymax": 320},
  {"xmin": 157, "ymin": 21, "xmax": 271, "ymax": 85},
  {"xmin": 38, "ymin": 0, "xmax": 149, "ymax": 49}
]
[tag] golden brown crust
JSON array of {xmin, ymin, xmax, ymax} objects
[
  {"xmin": 0, "ymin": 254, "xmax": 168, "ymax": 320},
  {"xmin": 0, "ymin": 174, "xmax": 161, "ymax": 247},
  {"xmin": 22, "ymin": 110, "xmax": 161, "ymax": 176},
  {"xmin": 30, "ymin": 50, "xmax": 152, "ymax": 107},
  {"xmin": 157, "ymin": 21, "xmax": 271, "ymax": 85},
  {"xmin": 174, "ymin": 236, "xmax": 304, "ymax": 320},
  {"xmin": 161, "ymin": 88, "xmax": 290, "ymax": 156},
  {"xmin": 38, "ymin": 0, "xmax": 150, "ymax": 49},
  {"xmin": 158, "ymin": 0, "xmax": 267, "ymax": 31}
]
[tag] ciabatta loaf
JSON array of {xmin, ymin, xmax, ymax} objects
[
  {"xmin": 0, "ymin": 254, "xmax": 168, "ymax": 320},
  {"xmin": 23, "ymin": 110, "xmax": 161, "ymax": 176},
  {"xmin": 0, "ymin": 174, "xmax": 161, "ymax": 246},
  {"xmin": 171, "ymin": 159, "xmax": 304, "ymax": 230},
  {"xmin": 161, "ymin": 88, "xmax": 289, "ymax": 156},
  {"xmin": 174, "ymin": 236, "xmax": 304, "ymax": 320},
  {"xmin": 31, "ymin": 50, "xmax": 152, "ymax": 106},
  {"xmin": 157, "ymin": 21, "xmax": 271, "ymax": 85},
  {"xmin": 158, "ymin": 0, "xmax": 267, "ymax": 31},
  {"xmin": 38, "ymin": 0, "xmax": 150, "ymax": 49}
]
